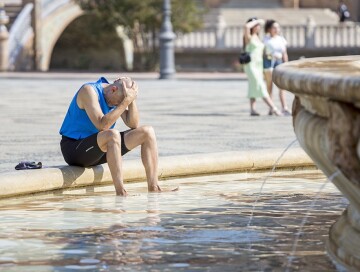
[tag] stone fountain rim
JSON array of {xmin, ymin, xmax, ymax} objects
[
  {"xmin": 0, "ymin": 148, "xmax": 313, "ymax": 199},
  {"xmin": 273, "ymin": 55, "xmax": 360, "ymax": 104}
]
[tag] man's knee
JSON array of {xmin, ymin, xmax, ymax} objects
[
  {"xmin": 141, "ymin": 125, "xmax": 156, "ymax": 141},
  {"xmin": 103, "ymin": 129, "xmax": 121, "ymax": 145}
]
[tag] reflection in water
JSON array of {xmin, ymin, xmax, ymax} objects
[
  {"xmin": 246, "ymin": 139, "xmax": 298, "ymax": 247},
  {"xmin": 0, "ymin": 170, "xmax": 348, "ymax": 271},
  {"xmin": 285, "ymin": 170, "xmax": 341, "ymax": 272}
]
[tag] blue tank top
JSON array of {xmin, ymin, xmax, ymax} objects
[{"xmin": 59, "ymin": 77, "xmax": 115, "ymax": 140}]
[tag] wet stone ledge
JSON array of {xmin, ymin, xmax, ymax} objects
[{"xmin": 0, "ymin": 149, "xmax": 314, "ymax": 199}]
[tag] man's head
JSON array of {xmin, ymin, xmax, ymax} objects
[{"xmin": 105, "ymin": 77, "xmax": 133, "ymax": 107}]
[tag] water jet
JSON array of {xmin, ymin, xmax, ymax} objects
[{"xmin": 274, "ymin": 55, "xmax": 360, "ymax": 270}]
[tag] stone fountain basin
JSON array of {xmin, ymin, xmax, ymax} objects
[
  {"xmin": 273, "ymin": 56, "xmax": 360, "ymax": 105},
  {"xmin": 274, "ymin": 55, "xmax": 360, "ymax": 271}
]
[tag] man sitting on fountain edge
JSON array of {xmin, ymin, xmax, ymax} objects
[{"xmin": 59, "ymin": 76, "xmax": 167, "ymax": 196}]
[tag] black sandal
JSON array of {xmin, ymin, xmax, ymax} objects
[{"xmin": 15, "ymin": 161, "xmax": 42, "ymax": 170}]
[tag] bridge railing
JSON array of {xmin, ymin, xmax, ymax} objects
[
  {"xmin": 8, "ymin": 2, "xmax": 33, "ymax": 69},
  {"xmin": 281, "ymin": 25, "xmax": 306, "ymax": 48},
  {"xmin": 172, "ymin": 22, "xmax": 360, "ymax": 50},
  {"xmin": 175, "ymin": 27, "xmax": 217, "ymax": 49},
  {"xmin": 314, "ymin": 24, "xmax": 360, "ymax": 47}
]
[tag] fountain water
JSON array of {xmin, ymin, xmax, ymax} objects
[
  {"xmin": 273, "ymin": 55, "xmax": 360, "ymax": 270},
  {"xmin": 0, "ymin": 169, "xmax": 344, "ymax": 271},
  {"xmin": 285, "ymin": 170, "xmax": 340, "ymax": 272},
  {"xmin": 246, "ymin": 139, "xmax": 298, "ymax": 248},
  {"xmin": 245, "ymin": 139, "xmax": 298, "ymax": 272}
]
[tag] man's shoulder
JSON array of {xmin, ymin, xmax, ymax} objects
[
  {"xmin": 81, "ymin": 83, "xmax": 94, "ymax": 91},
  {"xmin": 78, "ymin": 84, "xmax": 92, "ymax": 96},
  {"xmin": 78, "ymin": 84, "xmax": 100, "ymax": 104}
]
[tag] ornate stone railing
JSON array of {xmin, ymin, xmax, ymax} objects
[
  {"xmin": 8, "ymin": 2, "xmax": 33, "ymax": 69},
  {"xmin": 314, "ymin": 24, "xmax": 360, "ymax": 47},
  {"xmin": 281, "ymin": 24, "xmax": 306, "ymax": 48},
  {"xmin": 174, "ymin": 22, "xmax": 360, "ymax": 50},
  {"xmin": 273, "ymin": 56, "xmax": 360, "ymax": 270},
  {"xmin": 175, "ymin": 27, "xmax": 216, "ymax": 49}
]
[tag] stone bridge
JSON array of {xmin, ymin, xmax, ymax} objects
[{"xmin": 1, "ymin": 0, "xmax": 83, "ymax": 71}]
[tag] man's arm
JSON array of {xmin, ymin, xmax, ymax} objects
[
  {"xmin": 78, "ymin": 82, "xmax": 136, "ymax": 131},
  {"xmin": 121, "ymin": 101, "xmax": 139, "ymax": 129}
]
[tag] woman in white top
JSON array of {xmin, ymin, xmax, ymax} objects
[{"xmin": 263, "ymin": 20, "xmax": 291, "ymax": 116}]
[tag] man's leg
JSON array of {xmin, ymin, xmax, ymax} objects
[
  {"xmin": 123, "ymin": 125, "xmax": 161, "ymax": 192},
  {"xmin": 97, "ymin": 129, "xmax": 127, "ymax": 196}
]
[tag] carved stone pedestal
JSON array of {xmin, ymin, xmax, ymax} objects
[{"xmin": 274, "ymin": 56, "xmax": 360, "ymax": 271}]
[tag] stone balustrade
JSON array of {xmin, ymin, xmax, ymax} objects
[{"xmin": 174, "ymin": 19, "xmax": 360, "ymax": 50}]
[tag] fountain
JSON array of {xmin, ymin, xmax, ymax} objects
[{"xmin": 274, "ymin": 55, "xmax": 360, "ymax": 270}]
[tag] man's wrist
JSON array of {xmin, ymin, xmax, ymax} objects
[
  {"xmin": 118, "ymin": 99, "xmax": 131, "ymax": 108},
  {"xmin": 128, "ymin": 100, "xmax": 136, "ymax": 107}
]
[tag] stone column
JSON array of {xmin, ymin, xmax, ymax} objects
[
  {"xmin": 159, "ymin": 0, "xmax": 176, "ymax": 80},
  {"xmin": 0, "ymin": 2, "xmax": 9, "ymax": 72},
  {"xmin": 215, "ymin": 13, "xmax": 226, "ymax": 49},
  {"xmin": 116, "ymin": 26, "xmax": 134, "ymax": 71},
  {"xmin": 32, "ymin": 0, "xmax": 42, "ymax": 71},
  {"xmin": 23, "ymin": 0, "xmax": 42, "ymax": 71},
  {"xmin": 305, "ymin": 16, "xmax": 316, "ymax": 49}
]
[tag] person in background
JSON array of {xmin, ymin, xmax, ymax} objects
[
  {"xmin": 263, "ymin": 20, "xmax": 291, "ymax": 116},
  {"xmin": 338, "ymin": 0, "xmax": 351, "ymax": 23},
  {"xmin": 243, "ymin": 17, "xmax": 281, "ymax": 116}
]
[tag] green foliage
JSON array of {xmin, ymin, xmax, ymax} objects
[
  {"xmin": 72, "ymin": 0, "xmax": 206, "ymax": 71},
  {"xmin": 76, "ymin": 0, "xmax": 205, "ymax": 35}
]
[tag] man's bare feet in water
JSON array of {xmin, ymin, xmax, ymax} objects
[
  {"xmin": 116, "ymin": 188, "xmax": 128, "ymax": 197},
  {"xmin": 116, "ymin": 185, "xmax": 179, "ymax": 196},
  {"xmin": 148, "ymin": 185, "xmax": 179, "ymax": 193}
]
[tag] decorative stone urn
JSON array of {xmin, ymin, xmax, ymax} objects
[{"xmin": 273, "ymin": 56, "xmax": 360, "ymax": 270}]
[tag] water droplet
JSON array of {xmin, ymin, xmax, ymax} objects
[
  {"xmin": 79, "ymin": 258, "xmax": 100, "ymax": 264},
  {"xmin": 59, "ymin": 249, "xmax": 88, "ymax": 254},
  {"xmin": 65, "ymin": 265, "xmax": 97, "ymax": 270},
  {"xmin": 169, "ymin": 263, "xmax": 189, "ymax": 268}
]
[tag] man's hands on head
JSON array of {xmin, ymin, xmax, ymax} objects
[
  {"xmin": 114, "ymin": 76, "xmax": 138, "ymax": 106},
  {"xmin": 122, "ymin": 79, "xmax": 138, "ymax": 106},
  {"xmin": 118, "ymin": 77, "xmax": 140, "ymax": 129},
  {"xmin": 77, "ymin": 76, "xmax": 140, "ymax": 132}
]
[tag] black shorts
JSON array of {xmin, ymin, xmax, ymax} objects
[{"xmin": 60, "ymin": 131, "xmax": 130, "ymax": 167}]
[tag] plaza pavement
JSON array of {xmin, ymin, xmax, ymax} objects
[{"xmin": 0, "ymin": 72, "xmax": 298, "ymax": 173}]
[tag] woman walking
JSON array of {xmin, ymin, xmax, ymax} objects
[
  {"xmin": 263, "ymin": 20, "xmax": 291, "ymax": 116},
  {"xmin": 243, "ymin": 17, "xmax": 281, "ymax": 116}
]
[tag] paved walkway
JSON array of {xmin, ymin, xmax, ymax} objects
[{"xmin": 0, "ymin": 72, "xmax": 298, "ymax": 173}]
